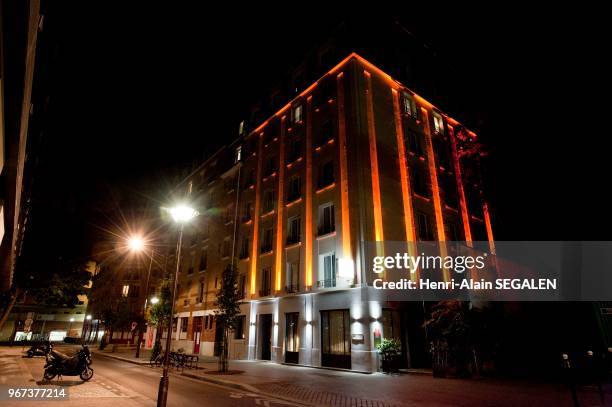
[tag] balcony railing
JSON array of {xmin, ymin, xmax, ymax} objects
[
  {"xmin": 259, "ymin": 288, "xmax": 271, "ymax": 297},
  {"xmin": 285, "ymin": 284, "xmax": 300, "ymax": 293},
  {"xmin": 316, "ymin": 279, "xmax": 336, "ymax": 288},
  {"xmin": 260, "ymin": 244, "xmax": 273, "ymax": 254}
]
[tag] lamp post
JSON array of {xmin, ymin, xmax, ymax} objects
[
  {"xmin": 157, "ymin": 204, "xmax": 198, "ymax": 407},
  {"xmin": 128, "ymin": 236, "xmax": 156, "ymax": 359}
]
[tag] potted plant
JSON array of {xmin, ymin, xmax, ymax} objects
[{"xmin": 377, "ymin": 338, "xmax": 402, "ymax": 373}]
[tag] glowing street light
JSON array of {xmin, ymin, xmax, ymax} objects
[
  {"xmin": 128, "ymin": 236, "xmax": 145, "ymax": 252},
  {"xmin": 150, "ymin": 296, "xmax": 159, "ymax": 305},
  {"xmin": 157, "ymin": 203, "xmax": 198, "ymax": 407},
  {"xmin": 86, "ymin": 315, "xmax": 92, "ymax": 320},
  {"xmin": 168, "ymin": 205, "xmax": 199, "ymax": 223}
]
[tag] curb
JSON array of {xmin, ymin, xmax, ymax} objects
[{"xmin": 94, "ymin": 352, "xmax": 150, "ymax": 366}]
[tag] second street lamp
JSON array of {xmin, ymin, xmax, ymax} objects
[
  {"xmin": 127, "ymin": 235, "xmax": 155, "ymax": 359},
  {"xmin": 157, "ymin": 204, "xmax": 198, "ymax": 407}
]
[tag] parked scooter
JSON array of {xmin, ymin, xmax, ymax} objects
[
  {"xmin": 25, "ymin": 341, "xmax": 51, "ymax": 358},
  {"xmin": 43, "ymin": 344, "xmax": 93, "ymax": 381}
]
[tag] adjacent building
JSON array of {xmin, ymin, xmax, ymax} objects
[{"xmin": 163, "ymin": 52, "xmax": 494, "ymax": 372}]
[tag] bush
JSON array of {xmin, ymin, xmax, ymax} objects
[{"xmin": 377, "ymin": 338, "xmax": 402, "ymax": 373}]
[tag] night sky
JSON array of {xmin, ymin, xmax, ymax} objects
[{"xmin": 19, "ymin": 5, "xmax": 609, "ymax": 271}]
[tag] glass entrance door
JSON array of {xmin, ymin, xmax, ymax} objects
[
  {"xmin": 321, "ymin": 309, "xmax": 351, "ymax": 369},
  {"xmin": 285, "ymin": 313, "xmax": 300, "ymax": 364}
]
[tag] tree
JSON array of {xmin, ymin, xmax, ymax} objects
[
  {"xmin": 148, "ymin": 279, "xmax": 172, "ymax": 358},
  {"xmin": 0, "ymin": 261, "xmax": 92, "ymax": 333},
  {"xmin": 215, "ymin": 264, "xmax": 241, "ymax": 372}
]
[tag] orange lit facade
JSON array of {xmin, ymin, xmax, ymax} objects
[{"xmin": 166, "ymin": 53, "xmax": 494, "ymax": 371}]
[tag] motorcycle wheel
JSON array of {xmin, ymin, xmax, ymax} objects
[
  {"xmin": 80, "ymin": 366, "xmax": 94, "ymax": 381},
  {"xmin": 43, "ymin": 370, "xmax": 56, "ymax": 381}
]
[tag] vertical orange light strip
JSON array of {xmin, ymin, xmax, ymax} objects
[
  {"xmin": 364, "ymin": 71, "xmax": 384, "ymax": 244},
  {"xmin": 336, "ymin": 72, "xmax": 352, "ymax": 259},
  {"xmin": 421, "ymin": 108, "xmax": 450, "ymax": 282},
  {"xmin": 448, "ymin": 126, "xmax": 472, "ymax": 244},
  {"xmin": 483, "ymin": 202, "xmax": 496, "ymax": 254},
  {"xmin": 274, "ymin": 117, "xmax": 287, "ymax": 291},
  {"xmin": 392, "ymin": 89, "xmax": 416, "ymax": 243},
  {"xmin": 250, "ymin": 133, "xmax": 264, "ymax": 295},
  {"xmin": 305, "ymin": 96, "xmax": 313, "ymax": 288},
  {"xmin": 392, "ymin": 89, "xmax": 418, "ymax": 280}
]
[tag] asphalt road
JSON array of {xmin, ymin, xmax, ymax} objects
[{"xmin": 14, "ymin": 352, "xmax": 299, "ymax": 407}]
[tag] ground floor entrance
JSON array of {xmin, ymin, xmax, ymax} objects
[
  {"xmin": 320, "ymin": 309, "xmax": 351, "ymax": 369},
  {"xmin": 259, "ymin": 314, "xmax": 272, "ymax": 360}
]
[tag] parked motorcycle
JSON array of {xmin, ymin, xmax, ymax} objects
[
  {"xmin": 25, "ymin": 341, "xmax": 51, "ymax": 358},
  {"xmin": 43, "ymin": 344, "xmax": 93, "ymax": 381}
]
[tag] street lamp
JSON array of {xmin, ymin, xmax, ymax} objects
[
  {"xmin": 150, "ymin": 296, "xmax": 159, "ymax": 305},
  {"xmin": 157, "ymin": 204, "xmax": 198, "ymax": 407},
  {"xmin": 127, "ymin": 234, "xmax": 156, "ymax": 359}
]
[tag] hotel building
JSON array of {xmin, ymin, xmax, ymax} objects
[{"xmin": 163, "ymin": 52, "xmax": 494, "ymax": 371}]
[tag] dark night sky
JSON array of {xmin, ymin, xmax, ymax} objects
[{"xmin": 20, "ymin": 4, "xmax": 610, "ymax": 269}]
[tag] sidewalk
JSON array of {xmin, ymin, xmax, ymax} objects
[{"xmin": 94, "ymin": 349, "xmax": 612, "ymax": 407}]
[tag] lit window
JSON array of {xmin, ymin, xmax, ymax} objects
[
  {"xmin": 319, "ymin": 252, "xmax": 336, "ymax": 288},
  {"xmin": 292, "ymin": 104, "xmax": 303, "ymax": 123},
  {"xmin": 235, "ymin": 145, "xmax": 242, "ymax": 163},
  {"xmin": 238, "ymin": 120, "xmax": 245, "ymax": 135},
  {"xmin": 122, "ymin": 285, "xmax": 129, "ymax": 297},
  {"xmin": 433, "ymin": 112, "xmax": 445, "ymax": 135},
  {"xmin": 402, "ymin": 92, "xmax": 418, "ymax": 118},
  {"xmin": 287, "ymin": 216, "xmax": 301, "ymax": 244}
]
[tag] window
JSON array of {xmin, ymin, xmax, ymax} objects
[
  {"xmin": 318, "ymin": 161, "xmax": 334, "ymax": 189},
  {"xmin": 433, "ymin": 112, "xmax": 445, "ymax": 135},
  {"xmin": 238, "ymin": 275, "xmax": 247, "ymax": 299},
  {"xmin": 261, "ymin": 227, "xmax": 273, "ymax": 253},
  {"xmin": 245, "ymin": 169, "xmax": 255, "ymax": 188},
  {"xmin": 181, "ymin": 317, "xmax": 188, "ymax": 333},
  {"xmin": 288, "ymin": 175, "xmax": 301, "ymax": 202},
  {"xmin": 263, "ymin": 189, "xmax": 275, "ymax": 213},
  {"xmin": 238, "ymin": 121, "xmax": 245, "ymax": 136},
  {"xmin": 416, "ymin": 211, "xmax": 434, "ymax": 241},
  {"xmin": 433, "ymin": 138, "xmax": 451, "ymax": 170},
  {"xmin": 199, "ymin": 249, "xmax": 207, "ymax": 271},
  {"xmin": 122, "ymin": 285, "xmax": 129, "ymax": 297},
  {"xmin": 197, "ymin": 281, "xmax": 205, "ymax": 303},
  {"xmin": 264, "ymin": 157, "xmax": 276, "ymax": 177},
  {"xmin": 441, "ymin": 175, "xmax": 458, "ymax": 208},
  {"xmin": 287, "ymin": 216, "xmax": 301, "ymax": 245},
  {"xmin": 225, "ymin": 204, "xmax": 234, "ymax": 224},
  {"xmin": 412, "ymin": 167, "xmax": 430, "ymax": 197},
  {"xmin": 260, "ymin": 267, "xmax": 271, "ymax": 296},
  {"xmin": 319, "ymin": 252, "xmax": 336, "ymax": 288},
  {"xmin": 402, "ymin": 92, "xmax": 418, "ymax": 118},
  {"xmin": 318, "ymin": 203, "xmax": 335, "ymax": 235},
  {"xmin": 187, "ymin": 254, "xmax": 195, "ymax": 274},
  {"xmin": 235, "ymin": 145, "xmax": 242, "ymax": 163},
  {"xmin": 289, "ymin": 139, "xmax": 302, "ymax": 162},
  {"xmin": 243, "ymin": 201, "xmax": 253, "ymax": 222},
  {"xmin": 234, "ymin": 315, "xmax": 246, "ymax": 339},
  {"xmin": 292, "ymin": 104, "xmax": 303, "ymax": 123},
  {"xmin": 405, "ymin": 131, "xmax": 424, "ymax": 157},
  {"xmin": 286, "ymin": 262, "xmax": 300, "ymax": 292},
  {"xmin": 129, "ymin": 285, "xmax": 139, "ymax": 298},
  {"xmin": 221, "ymin": 238, "xmax": 231, "ymax": 258},
  {"xmin": 317, "ymin": 120, "xmax": 333, "ymax": 146},
  {"xmin": 239, "ymin": 237, "xmax": 250, "ymax": 259}
]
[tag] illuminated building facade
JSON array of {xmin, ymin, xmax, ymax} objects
[{"xmin": 167, "ymin": 53, "xmax": 494, "ymax": 371}]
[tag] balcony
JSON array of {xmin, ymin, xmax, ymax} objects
[
  {"xmin": 285, "ymin": 284, "xmax": 300, "ymax": 293},
  {"xmin": 317, "ymin": 279, "xmax": 336, "ymax": 289},
  {"xmin": 260, "ymin": 244, "xmax": 273, "ymax": 254},
  {"xmin": 259, "ymin": 288, "xmax": 271, "ymax": 297}
]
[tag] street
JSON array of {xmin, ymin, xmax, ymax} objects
[{"xmin": 0, "ymin": 348, "xmax": 299, "ymax": 407}]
